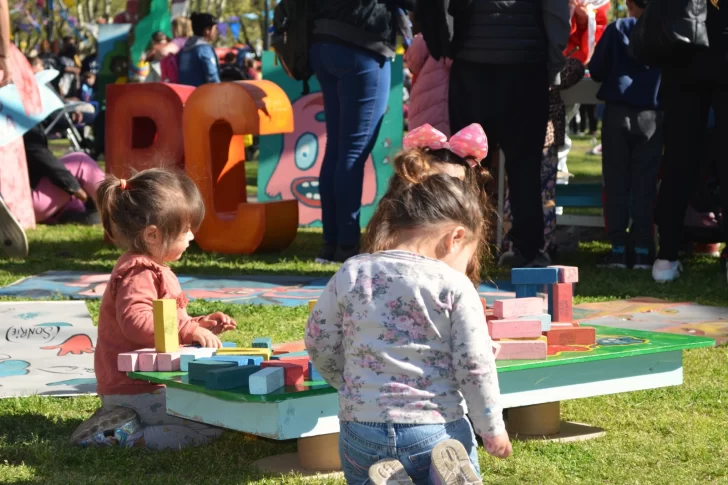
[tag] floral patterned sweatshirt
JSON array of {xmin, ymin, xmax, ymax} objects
[{"xmin": 305, "ymin": 250, "xmax": 506, "ymax": 438}]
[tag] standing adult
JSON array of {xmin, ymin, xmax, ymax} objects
[
  {"xmin": 652, "ymin": 0, "xmax": 728, "ymax": 282},
  {"xmin": 310, "ymin": 0, "xmax": 415, "ymax": 263},
  {"xmin": 178, "ymin": 13, "xmax": 220, "ymax": 87},
  {"xmin": 171, "ymin": 16, "xmax": 193, "ymax": 50},
  {"xmin": 58, "ymin": 36, "xmax": 81, "ymax": 98},
  {"xmin": 448, "ymin": 0, "xmax": 570, "ymax": 268}
]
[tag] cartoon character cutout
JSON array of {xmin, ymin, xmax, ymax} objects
[{"xmin": 266, "ymin": 93, "xmax": 378, "ymax": 226}]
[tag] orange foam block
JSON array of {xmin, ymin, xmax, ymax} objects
[
  {"xmin": 552, "ymin": 283, "xmax": 573, "ymax": 323},
  {"xmin": 157, "ymin": 352, "xmax": 181, "ymax": 372},
  {"xmin": 487, "ymin": 319, "xmax": 542, "ymax": 339},
  {"xmin": 549, "ymin": 265, "xmax": 579, "ymax": 283},
  {"xmin": 493, "ymin": 297, "xmax": 542, "ymax": 319},
  {"xmin": 546, "ymin": 327, "xmax": 596, "ymax": 346},
  {"xmin": 495, "ymin": 337, "xmax": 547, "ymax": 360},
  {"xmin": 261, "ymin": 360, "xmax": 305, "ymax": 386},
  {"xmin": 117, "ymin": 348, "xmax": 156, "ymax": 372},
  {"xmin": 272, "ymin": 340, "xmax": 307, "ymax": 355}
]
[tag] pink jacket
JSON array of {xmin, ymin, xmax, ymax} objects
[{"xmin": 405, "ymin": 35, "xmax": 452, "ymax": 137}]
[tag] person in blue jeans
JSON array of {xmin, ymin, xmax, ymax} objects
[
  {"xmin": 310, "ymin": 0, "xmax": 414, "ymax": 263},
  {"xmin": 178, "ymin": 12, "xmax": 220, "ymax": 87}
]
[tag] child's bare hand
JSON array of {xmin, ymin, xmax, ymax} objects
[
  {"xmin": 484, "ymin": 432, "xmax": 512, "ymax": 459},
  {"xmin": 199, "ymin": 312, "xmax": 237, "ymax": 335},
  {"xmin": 192, "ymin": 327, "xmax": 223, "ymax": 348}
]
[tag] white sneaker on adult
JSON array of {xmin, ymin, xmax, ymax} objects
[
  {"xmin": 652, "ymin": 259, "xmax": 682, "ymax": 283},
  {"xmin": 0, "ymin": 196, "xmax": 28, "ymax": 258}
]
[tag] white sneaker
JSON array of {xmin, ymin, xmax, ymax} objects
[{"xmin": 652, "ymin": 259, "xmax": 682, "ymax": 283}]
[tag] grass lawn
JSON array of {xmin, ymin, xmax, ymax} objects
[{"xmin": 3, "ymin": 140, "xmax": 726, "ymax": 484}]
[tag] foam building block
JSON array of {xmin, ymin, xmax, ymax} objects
[
  {"xmin": 549, "ymin": 265, "xmax": 579, "ymax": 283},
  {"xmin": 518, "ymin": 313, "xmax": 551, "ymax": 332},
  {"xmin": 188, "ymin": 360, "xmax": 237, "ymax": 382},
  {"xmin": 492, "ymin": 341, "xmax": 502, "ymax": 359},
  {"xmin": 261, "ymin": 360, "xmax": 305, "ymax": 386},
  {"xmin": 511, "ymin": 267, "xmax": 559, "ymax": 285},
  {"xmin": 550, "ymin": 322, "xmax": 577, "ymax": 329},
  {"xmin": 180, "ymin": 349, "xmax": 216, "ymax": 371},
  {"xmin": 157, "ymin": 352, "xmax": 181, "ymax": 372},
  {"xmin": 546, "ymin": 327, "xmax": 596, "ymax": 346},
  {"xmin": 309, "ymin": 361, "xmax": 324, "ymax": 382},
  {"xmin": 515, "ymin": 284, "xmax": 538, "ymax": 298},
  {"xmin": 493, "ymin": 297, "xmax": 543, "ymax": 319},
  {"xmin": 153, "ymin": 299, "xmax": 179, "ymax": 353},
  {"xmin": 495, "ymin": 337, "xmax": 548, "ymax": 360},
  {"xmin": 487, "ymin": 319, "xmax": 542, "ymax": 339},
  {"xmin": 272, "ymin": 350, "xmax": 309, "ymax": 358},
  {"xmin": 272, "ymin": 340, "xmax": 306, "ymax": 354},
  {"xmin": 138, "ymin": 352, "xmax": 158, "ymax": 371},
  {"xmin": 552, "ymin": 283, "xmax": 573, "ymax": 323},
  {"xmin": 249, "ymin": 367, "xmax": 285, "ymax": 394},
  {"xmin": 209, "ymin": 355, "xmax": 264, "ymax": 366},
  {"xmin": 215, "ymin": 347, "xmax": 272, "ymax": 360},
  {"xmin": 117, "ymin": 348, "xmax": 156, "ymax": 372},
  {"xmin": 183, "ymin": 81, "xmax": 297, "ymax": 254},
  {"xmin": 252, "ymin": 337, "xmax": 272, "ymax": 350},
  {"xmin": 205, "ymin": 365, "xmax": 260, "ymax": 390},
  {"xmin": 308, "ymin": 300, "xmax": 317, "ymax": 313},
  {"xmin": 274, "ymin": 356, "xmax": 310, "ymax": 378},
  {"xmin": 222, "ymin": 342, "xmax": 237, "ymax": 348}
]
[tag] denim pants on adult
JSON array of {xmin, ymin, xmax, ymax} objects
[
  {"xmin": 310, "ymin": 42, "xmax": 391, "ymax": 247},
  {"xmin": 338, "ymin": 418, "xmax": 480, "ymax": 485}
]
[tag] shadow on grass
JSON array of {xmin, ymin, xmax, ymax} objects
[{"xmin": 0, "ymin": 407, "xmax": 314, "ymax": 484}]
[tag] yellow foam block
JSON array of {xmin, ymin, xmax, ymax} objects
[
  {"xmin": 153, "ymin": 299, "xmax": 179, "ymax": 353},
  {"xmin": 308, "ymin": 300, "xmax": 317, "ymax": 313},
  {"xmin": 215, "ymin": 347, "xmax": 272, "ymax": 360}
]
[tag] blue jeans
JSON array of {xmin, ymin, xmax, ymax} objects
[
  {"xmin": 310, "ymin": 42, "xmax": 391, "ymax": 247},
  {"xmin": 338, "ymin": 419, "xmax": 480, "ymax": 485}
]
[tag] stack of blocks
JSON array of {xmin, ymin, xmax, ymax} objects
[
  {"xmin": 117, "ymin": 299, "xmax": 327, "ymax": 395},
  {"xmin": 487, "ymin": 266, "xmax": 595, "ymax": 360}
]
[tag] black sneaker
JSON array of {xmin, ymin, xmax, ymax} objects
[
  {"xmin": 498, "ymin": 247, "xmax": 552, "ymax": 268},
  {"xmin": 334, "ymin": 244, "xmax": 360, "ymax": 263},
  {"xmin": 598, "ymin": 247, "xmax": 627, "ymax": 269},
  {"xmin": 314, "ymin": 242, "xmax": 336, "ymax": 264},
  {"xmin": 633, "ymin": 247, "xmax": 653, "ymax": 270}
]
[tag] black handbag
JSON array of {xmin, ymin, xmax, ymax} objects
[{"xmin": 630, "ymin": 0, "xmax": 709, "ymax": 67}]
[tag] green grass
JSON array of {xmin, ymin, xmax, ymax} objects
[{"xmin": 4, "ymin": 140, "xmax": 727, "ymax": 484}]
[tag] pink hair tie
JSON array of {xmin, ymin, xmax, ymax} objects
[{"xmin": 120, "ymin": 179, "xmax": 128, "ymax": 190}]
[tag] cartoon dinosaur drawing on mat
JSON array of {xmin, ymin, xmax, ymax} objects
[{"xmin": 41, "ymin": 334, "xmax": 95, "ymax": 356}]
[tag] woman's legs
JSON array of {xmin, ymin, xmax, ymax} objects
[{"xmin": 32, "ymin": 152, "xmax": 104, "ymax": 222}]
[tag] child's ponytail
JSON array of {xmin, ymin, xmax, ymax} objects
[{"xmin": 97, "ymin": 174, "xmax": 124, "ymax": 243}]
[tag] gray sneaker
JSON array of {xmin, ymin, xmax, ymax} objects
[
  {"xmin": 430, "ymin": 440, "xmax": 482, "ymax": 485},
  {"xmin": 0, "ymin": 196, "xmax": 28, "ymax": 258},
  {"xmin": 70, "ymin": 406, "xmax": 143, "ymax": 448},
  {"xmin": 369, "ymin": 459, "xmax": 414, "ymax": 484}
]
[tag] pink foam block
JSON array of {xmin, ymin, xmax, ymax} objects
[
  {"xmin": 491, "ymin": 341, "xmax": 501, "ymax": 359},
  {"xmin": 487, "ymin": 319, "xmax": 542, "ymax": 339},
  {"xmin": 493, "ymin": 297, "xmax": 543, "ymax": 319},
  {"xmin": 549, "ymin": 322, "xmax": 575, "ymax": 329},
  {"xmin": 495, "ymin": 338, "xmax": 547, "ymax": 360},
  {"xmin": 117, "ymin": 348, "xmax": 156, "ymax": 372},
  {"xmin": 157, "ymin": 352, "xmax": 181, "ymax": 371},
  {"xmin": 138, "ymin": 352, "xmax": 159, "ymax": 371},
  {"xmin": 549, "ymin": 265, "xmax": 579, "ymax": 283}
]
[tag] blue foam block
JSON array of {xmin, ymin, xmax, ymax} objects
[
  {"xmin": 249, "ymin": 366, "xmax": 285, "ymax": 394},
  {"xmin": 519, "ymin": 313, "xmax": 551, "ymax": 332},
  {"xmin": 208, "ymin": 355, "xmax": 263, "ymax": 366},
  {"xmin": 221, "ymin": 342, "xmax": 237, "ymax": 348},
  {"xmin": 515, "ymin": 284, "xmax": 538, "ymax": 298},
  {"xmin": 205, "ymin": 365, "xmax": 260, "ymax": 390},
  {"xmin": 548, "ymin": 285, "xmax": 554, "ymax": 315},
  {"xmin": 188, "ymin": 360, "xmax": 236, "ymax": 382},
  {"xmin": 179, "ymin": 349, "xmax": 216, "ymax": 371},
  {"xmin": 309, "ymin": 361, "xmax": 324, "ymax": 382},
  {"xmin": 252, "ymin": 337, "xmax": 273, "ymax": 350},
  {"xmin": 271, "ymin": 350, "xmax": 309, "ymax": 360},
  {"xmin": 511, "ymin": 268, "xmax": 559, "ymax": 285}
]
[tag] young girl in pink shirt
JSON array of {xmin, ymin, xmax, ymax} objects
[{"xmin": 71, "ymin": 168, "xmax": 236, "ymax": 449}]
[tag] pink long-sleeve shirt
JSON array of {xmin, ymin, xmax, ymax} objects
[{"xmin": 95, "ymin": 253, "xmax": 200, "ymax": 395}]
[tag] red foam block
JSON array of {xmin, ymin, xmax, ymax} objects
[
  {"xmin": 546, "ymin": 327, "xmax": 596, "ymax": 346},
  {"xmin": 272, "ymin": 340, "xmax": 306, "ymax": 355},
  {"xmin": 261, "ymin": 361, "xmax": 305, "ymax": 386},
  {"xmin": 274, "ymin": 355, "xmax": 310, "ymax": 379},
  {"xmin": 552, "ymin": 283, "xmax": 573, "ymax": 323}
]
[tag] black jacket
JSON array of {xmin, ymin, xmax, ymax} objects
[
  {"xmin": 23, "ymin": 125, "xmax": 81, "ymax": 194},
  {"xmin": 454, "ymin": 0, "xmax": 548, "ymax": 64},
  {"xmin": 313, "ymin": 0, "xmax": 415, "ymax": 58}
]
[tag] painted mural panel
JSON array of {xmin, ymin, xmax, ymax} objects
[{"xmin": 257, "ymin": 51, "xmax": 403, "ymax": 227}]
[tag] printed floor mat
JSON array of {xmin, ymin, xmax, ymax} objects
[
  {"xmin": 0, "ymin": 301, "xmax": 96, "ymax": 398},
  {"xmin": 0, "ymin": 271, "xmax": 516, "ymax": 307}
]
